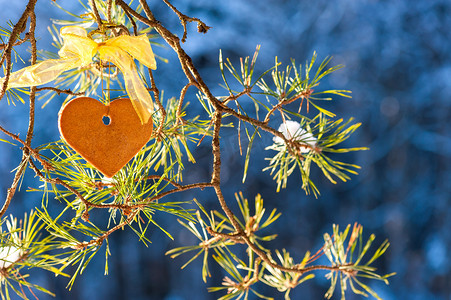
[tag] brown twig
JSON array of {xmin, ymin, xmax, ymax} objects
[
  {"xmin": 221, "ymin": 87, "xmax": 251, "ymax": 105},
  {"xmin": 0, "ymin": 0, "xmax": 38, "ymax": 101},
  {"xmin": 136, "ymin": 0, "xmax": 157, "ymax": 22},
  {"xmin": 94, "ymin": 175, "xmax": 183, "ymax": 189},
  {"xmin": 146, "ymin": 175, "xmax": 182, "ymax": 188},
  {"xmin": 263, "ymin": 88, "xmax": 313, "ymax": 123},
  {"xmin": 106, "ymin": 0, "xmax": 113, "ymax": 23},
  {"xmin": 35, "ymin": 86, "xmax": 85, "ymax": 96},
  {"xmin": 148, "ymin": 68, "xmax": 165, "ymax": 139},
  {"xmin": 122, "ymin": 4, "xmax": 138, "ymax": 36},
  {"xmin": 26, "ymin": 10, "xmax": 37, "ymax": 149},
  {"xmin": 1, "ymin": 157, "xmax": 29, "ymax": 219},
  {"xmin": 161, "ymin": 0, "xmax": 211, "ymax": 43},
  {"xmin": 26, "ymin": 160, "xmax": 115, "ymax": 211},
  {"xmin": 205, "ymin": 227, "xmax": 245, "ymax": 244},
  {"xmin": 88, "ymin": 0, "xmax": 103, "ymax": 29},
  {"xmin": 73, "ymin": 209, "xmax": 139, "ymax": 250},
  {"xmin": 221, "ymin": 258, "xmax": 261, "ymax": 293},
  {"xmin": 24, "ymin": 9, "xmax": 38, "ymax": 188},
  {"xmin": 0, "ymin": 35, "xmax": 29, "ymax": 49},
  {"xmin": 0, "ymin": 125, "xmax": 49, "ymax": 168},
  {"xmin": 107, "ymin": 23, "xmax": 130, "ymax": 36},
  {"xmin": 118, "ymin": 0, "xmax": 198, "ymax": 85},
  {"xmin": 221, "ymin": 101, "xmax": 318, "ymax": 154}
]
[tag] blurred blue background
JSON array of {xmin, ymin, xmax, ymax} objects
[{"xmin": 0, "ymin": 0, "xmax": 450, "ymax": 299}]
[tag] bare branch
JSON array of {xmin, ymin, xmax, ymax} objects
[
  {"xmin": 35, "ymin": 87, "xmax": 85, "ymax": 96},
  {"xmin": 263, "ymin": 88, "xmax": 313, "ymax": 123},
  {"xmin": 0, "ymin": 0, "xmax": 38, "ymax": 100},
  {"xmin": 88, "ymin": 0, "xmax": 103, "ymax": 28},
  {"xmin": 122, "ymin": 3, "xmax": 138, "ymax": 36},
  {"xmin": 162, "ymin": 0, "xmax": 211, "ymax": 43},
  {"xmin": 0, "ymin": 6, "xmax": 38, "ymax": 218},
  {"xmin": 0, "ymin": 35, "xmax": 29, "ymax": 49},
  {"xmin": 73, "ymin": 209, "xmax": 139, "ymax": 249},
  {"xmin": 106, "ymin": 0, "xmax": 113, "ymax": 23},
  {"xmin": 176, "ymin": 82, "xmax": 197, "ymax": 124},
  {"xmin": 206, "ymin": 227, "xmax": 245, "ymax": 244},
  {"xmin": 148, "ymin": 68, "xmax": 166, "ymax": 139},
  {"xmin": 131, "ymin": 182, "xmax": 213, "ymax": 209}
]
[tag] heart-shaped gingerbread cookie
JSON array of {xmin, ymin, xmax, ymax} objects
[{"xmin": 58, "ymin": 97, "xmax": 153, "ymax": 177}]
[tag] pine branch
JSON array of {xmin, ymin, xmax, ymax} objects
[
  {"xmin": 0, "ymin": 2, "xmax": 390, "ymax": 299},
  {"xmin": 177, "ymin": 82, "xmax": 196, "ymax": 124}
]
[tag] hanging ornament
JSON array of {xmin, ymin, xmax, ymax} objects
[
  {"xmin": 58, "ymin": 97, "xmax": 153, "ymax": 178},
  {"xmin": 0, "ymin": 26, "xmax": 158, "ymax": 176}
]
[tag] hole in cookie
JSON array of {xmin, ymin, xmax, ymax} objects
[{"xmin": 102, "ymin": 115, "xmax": 111, "ymax": 126}]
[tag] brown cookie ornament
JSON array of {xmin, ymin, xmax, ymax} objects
[{"xmin": 58, "ymin": 97, "xmax": 153, "ymax": 177}]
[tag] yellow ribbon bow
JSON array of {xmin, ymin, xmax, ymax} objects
[{"xmin": 0, "ymin": 26, "xmax": 157, "ymax": 124}]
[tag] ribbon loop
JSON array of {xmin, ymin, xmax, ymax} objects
[{"xmin": 0, "ymin": 26, "xmax": 157, "ymax": 124}]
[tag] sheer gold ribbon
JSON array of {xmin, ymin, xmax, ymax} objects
[{"xmin": 0, "ymin": 26, "xmax": 157, "ymax": 124}]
